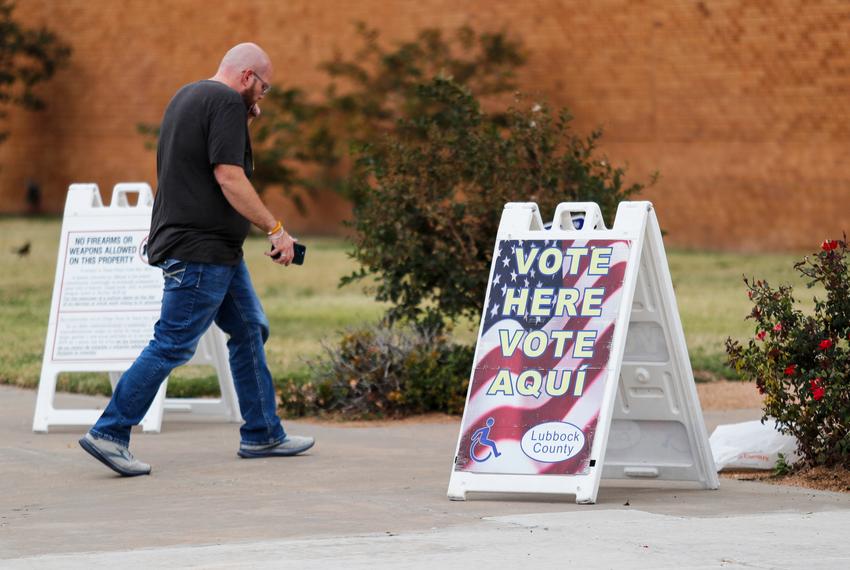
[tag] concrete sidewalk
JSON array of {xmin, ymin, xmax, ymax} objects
[{"xmin": 2, "ymin": 385, "xmax": 850, "ymax": 568}]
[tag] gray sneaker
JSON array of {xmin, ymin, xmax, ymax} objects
[
  {"xmin": 238, "ymin": 435, "xmax": 315, "ymax": 458},
  {"xmin": 79, "ymin": 433, "xmax": 151, "ymax": 477}
]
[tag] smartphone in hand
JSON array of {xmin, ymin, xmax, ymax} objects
[{"xmin": 271, "ymin": 243, "xmax": 306, "ymax": 265}]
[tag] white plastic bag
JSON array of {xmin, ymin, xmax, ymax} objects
[{"xmin": 709, "ymin": 420, "xmax": 800, "ymax": 471}]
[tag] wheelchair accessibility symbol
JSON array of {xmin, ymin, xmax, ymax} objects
[{"xmin": 470, "ymin": 417, "xmax": 501, "ymax": 463}]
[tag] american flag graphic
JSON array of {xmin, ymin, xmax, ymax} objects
[{"xmin": 455, "ymin": 238, "xmax": 631, "ymax": 475}]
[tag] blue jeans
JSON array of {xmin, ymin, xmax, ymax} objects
[{"xmin": 90, "ymin": 259, "xmax": 286, "ymax": 448}]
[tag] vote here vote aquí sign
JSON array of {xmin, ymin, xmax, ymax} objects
[{"xmin": 454, "ymin": 238, "xmax": 630, "ymax": 476}]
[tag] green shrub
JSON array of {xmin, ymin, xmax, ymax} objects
[
  {"xmin": 401, "ymin": 340, "xmax": 474, "ymax": 415},
  {"xmin": 726, "ymin": 238, "xmax": 850, "ymax": 468},
  {"xmin": 343, "ymin": 78, "xmax": 655, "ymax": 327},
  {"xmin": 0, "ymin": 0, "xmax": 72, "ymax": 145},
  {"xmin": 278, "ymin": 323, "xmax": 473, "ymax": 418}
]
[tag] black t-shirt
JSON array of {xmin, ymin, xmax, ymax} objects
[{"xmin": 147, "ymin": 80, "xmax": 253, "ymax": 266}]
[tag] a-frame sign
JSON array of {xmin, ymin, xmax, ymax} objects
[
  {"xmin": 447, "ymin": 201, "xmax": 718, "ymax": 504},
  {"xmin": 32, "ymin": 183, "xmax": 241, "ymax": 434}
]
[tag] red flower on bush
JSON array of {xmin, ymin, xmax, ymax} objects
[
  {"xmin": 810, "ymin": 378, "xmax": 826, "ymax": 401},
  {"xmin": 756, "ymin": 331, "xmax": 766, "ymax": 341},
  {"xmin": 784, "ymin": 364, "xmax": 797, "ymax": 376},
  {"xmin": 818, "ymin": 339, "xmax": 833, "ymax": 351},
  {"xmin": 821, "ymin": 240, "xmax": 839, "ymax": 251},
  {"xmin": 773, "ymin": 323, "xmax": 783, "ymax": 333}
]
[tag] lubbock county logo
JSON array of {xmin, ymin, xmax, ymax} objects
[
  {"xmin": 521, "ymin": 421, "xmax": 586, "ymax": 463},
  {"xmin": 469, "ymin": 417, "xmax": 501, "ymax": 463}
]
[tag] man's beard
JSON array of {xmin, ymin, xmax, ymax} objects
[{"xmin": 240, "ymin": 91, "xmax": 255, "ymax": 110}]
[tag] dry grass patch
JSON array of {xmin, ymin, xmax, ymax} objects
[
  {"xmin": 722, "ymin": 466, "xmax": 850, "ymax": 494},
  {"xmin": 697, "ymin": 380, "xmax": 764, "ymax": 410}
]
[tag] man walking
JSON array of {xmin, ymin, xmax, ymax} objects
[{"xmin": 79, "ymin": 43, "xmax": 314, "ymax": 477}]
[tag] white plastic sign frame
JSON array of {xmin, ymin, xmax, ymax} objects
[
  {"xmin": 32, "ymin": 183, "xmax": 241, "ymax": 433},
  {"xmin": 447, "ymin": 201, "xmax": 718, "ymax": 504}
]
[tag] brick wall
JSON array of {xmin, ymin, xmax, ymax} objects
[{"xmin": 5, "ymin": 0, "xmax": 849, "ymax": 250}]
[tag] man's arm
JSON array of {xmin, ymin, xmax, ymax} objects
[{"xmin": 213, "ymin": 163, "xmax": 295, "ymax": 265}]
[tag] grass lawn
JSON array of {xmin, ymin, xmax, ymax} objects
[
  {"xmin": 668, "ymin": 249, "xmax": 821, "ymax": 379},
  {"xmin": 0, "ymin": 217, "xmax": 824, "ymax": 396}
]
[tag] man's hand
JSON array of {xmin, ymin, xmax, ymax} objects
[
  {"xmin": 248, "ymin": 103, "xmax": 261, "ymax": 125},
  {"xmin": 266, "ymin": 229, "xmax": 296, "ymax": 266}
]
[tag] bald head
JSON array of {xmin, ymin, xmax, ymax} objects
[
  {"xmin": 216, "ymin": 43, "xmax": 271, "ymax": 78},
  {"xmin": 211, "ymin": 43, "xmax": 273, "ymax": 110}
]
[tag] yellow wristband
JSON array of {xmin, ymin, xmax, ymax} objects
[{"xmin": 267, "ymin": 220, "xmax": 283, "ymax": 236}]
